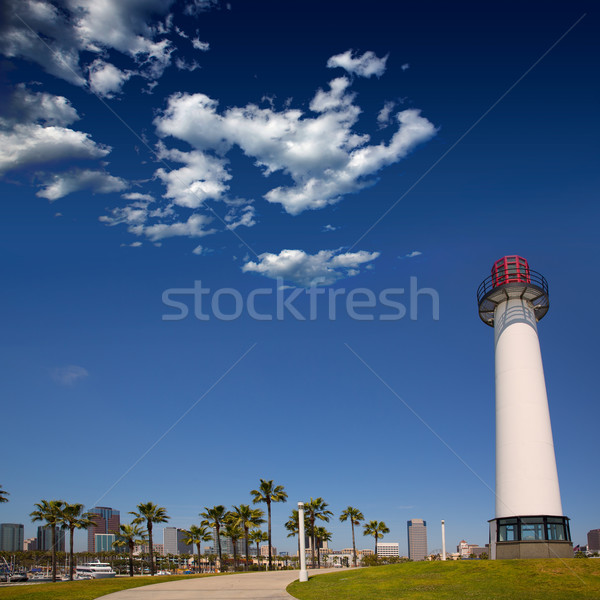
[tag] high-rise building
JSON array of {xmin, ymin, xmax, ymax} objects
[
  {"xmin": 407, "ymin": 519, "xmax": 427, "ymax": 561},
  {"xmin": 163, "ymin": 527, "xmax": 193, "ymax": 555},
  {"xmin": 0, "ymin": 524, "xmax": 24, "ymax": 551},
  {"xmin": 212, "ymin": 528, "xmax": 244, "ymax": 556},
  {"xmin": 37, "ymin": 525, "xmax": 65, "ymax": 551},
  {"xmin": 23, "ymin": 537, "xmax": 37, "ymax": 551},
  {"xmin": 588, "ymin": 530, "xmax": 600, "ymax": 553},
  {"xmin": 87, "ymin": 507, "xmax": 120, "ymax": 552},
  {"xmin": 95, "ymin": 534, "xmax": 118, "ymax": 553}
]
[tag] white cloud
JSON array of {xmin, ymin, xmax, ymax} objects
[
  {"xmin": 401, "ymin": 63, "xmax": 410, "ymax": 71},
  {"xmin": 326, "ymin": 50, "xmax": 388, "ymax": 78},
  {"xmin": 88, "ymin": 60, "xmax": 133, "ymax": 97},
  {"xmin": 377, "ymin": 101, "xmax": 395, "ymax": 128},
  {"xmin": 192, "ymin": 244, "xmax": 205, "ymax": 255},
  {"xmin": 192, "ymin": 37, "xmax": 210, "ymax": 51},
  {"xmin": 50, "ymin": 365, "xmax": 89, "ymax": 385},
  {"xmin": 154, "ymin": 71, "xmax": 436, "ymax": 215},
  {"xmin": 242, "ymin": 248, "xmax": 380, "ymax": 286},
  {"xmin": 401, "ymin": 250, "xmax": 422, "ymax": 259},
  {"xmin": 322, "ymin": 224, "xmax": 339, "ymax": 232},
  {"xmin": 225, "ymin": 205, "xmax": 256, "ymax": 230},
  {"xmin": 0, "ymin": 0, "xmax": 215, "ymax": 88},
  {"xmin": 0, "ymin": 125, "xmax": 109, "ymax": 175},
  {"xmin": 175, "ymin": 57, "xmax": 200, "ymax": 71},
  {"xmin": 155, "ymin": 145, "xmax": 231, "ymax": 208},
  {"xmin": 0, "ymin": 86, "xmax": 112, "ymax": 175},
  {"xmin": 37, "ymin": 168, "xmax": 127, "ymax": 200},
  {"xmin": 142, "ymin": 213, "xmax": 215, "ymax": 241}
]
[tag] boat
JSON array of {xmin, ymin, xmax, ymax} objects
[{"xmin": 75, "ymin": 561, "xmax": 116, "ymax": 579}]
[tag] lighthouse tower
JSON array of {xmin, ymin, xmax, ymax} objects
[{"xmin": 477, "ymin": 256, "xmax": 572, "ymax": 559}]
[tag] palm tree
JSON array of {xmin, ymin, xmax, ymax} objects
[
  {"xmin": 130, "ymin": 502, "xmax": 169, "ymax": 576},
  {"xmin": 200, "ymin": 505, "xmax": 227, "ymax": 571},
  {"xmin": 60, "ymin": 503, "xmax": 96, "ymax": 580},
  {"xmin": 30, "ymin": 499, "xmax": 65, "ymax": 582},
  {"xmin": 363, "ymin": 520, "xmax": 390, "ymax": 555},
  {"xmin": 113, "ymin": 523, "xmax": 146, "ymax": 577},
  {"xmin": 230, "ymin": 504, "xmax": 265, "ymax": 571},
  {"xmin": 314, "ymin": 526, "xmax": 332, "ymax": 568},
  {"xmin": 221, "ymin": 516, "xmax": 243, "ymax": 571},
  {"xmin": 285, "ymin": 508, "xmax": 310, "ymax": 562},
  {"xmin": 182, "ymin": 525, "xmax": 212, "ymax": 573},
  {"xmin": 249, "ymin": 529, "xmax": 268, "ymax": 568},
  {"xmin": 304, "ymin": 498, "xmax": 332, "ymax": 567},
  {"xmin": 0, "ymin": 485, "xmax": 8, "ymax": 503},
  {"xmin": 339, "ymin": 506, "xmax": 364, "ymax": 567},
  {"xmin": 250, "ymin": 479, "xmax": 287, "ymax": 570}
]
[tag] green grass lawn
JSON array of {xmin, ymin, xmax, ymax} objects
[
  {"xmin": 287, "ymin": 560, "xmax": 600, "ymax": 600},
  {"xmin": 0, "ymin": 573, "xmax": 219, "ymax": 600}
]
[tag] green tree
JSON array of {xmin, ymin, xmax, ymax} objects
[
  {"xmin": 250, "ymin": 479, "xmax": 288, "ymax": 570},
  {"xmin": 182, "ymin": 525, "xmax": 212, "ymax": 573},
  {"xmin": 0, "ymin": 485, "xmax": 8, "ymax": 503},
  {"xmin": 339, "ymin": 506, "xmax": 364, "ymax": 567},
  {"xmin": 30, "ymin": 499, "xmax": 65, "ymax": 582},
  {"xmin": 304, "ymin": 498, "xmax": 332, "ymax": 567},
  {"xmin": 230, "ymin": 504, "xmax": 265, "ymax": 571},
  {"xmin": 221, "ymin": 516, "xmax": 243, "ymax": 571},
  {"xmin": 314, "ymin": 526, "xmax": 332, "ymax": 568},
  {"xmin": 113, "ymin": 523, "xmax": 146, "ymax": 577},
  {"xmin": 60, "ymin": 503, "xmax": 96, "ymax": 581},
  {"xmin": 130, "ymin": 502, "xmax": 169, "ymax": 576},
  {"xmin": 249, "ymin": 529, "xmax": 268, "ymax": 568},
  {"xmin": 363, "ymin": 520, "xmax": 389, "ymax": 555},
  {"xmin": 200, "ymin": 505, "xmax": 227, "ymax": 570}
]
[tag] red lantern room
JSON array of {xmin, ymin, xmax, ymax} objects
[
  {"xmin": 477, "ymin": 255, "xmax": 549, "ymax": 327},
  {"xmin": 491, "ymin": 256, "xmax": 531, "ymax": 288}
]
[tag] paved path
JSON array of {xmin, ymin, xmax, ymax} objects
[{"xmin": 99, "ymin": 569, "xmax": 339, "ymax": 600}]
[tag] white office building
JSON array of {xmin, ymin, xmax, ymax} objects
[
  {"xmin": 163, "ymin": 527, "xmax": 193, "ymax": 555},
  {"xmin": 377, "ymin": 542, "xmax": 399, "ymax": 557}
]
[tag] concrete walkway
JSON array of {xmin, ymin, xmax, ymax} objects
[{"xmin": 99, "ymin": 569, "xmax": 339, "ymax": 600}]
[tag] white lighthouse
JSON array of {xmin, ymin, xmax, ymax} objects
[{"xmin": 477, "ymin": 256, "xmax": 572, "ymax": 559}]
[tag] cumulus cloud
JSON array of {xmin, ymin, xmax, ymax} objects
[
  {"xmin": 242, "ymin": 248, "xmax": 380, "ymax": 286},
  {"xmin": 322, "ymin": 224, "xmax": 339, "ymax": 232},
  {"xmin": 37, "ymin": 168, "xmax": 127, "ymax": 200},
  {"xmin": 0, "ymin": 86, "xmax": 112, "ymax": 176},
  {"xmin": 142, "ymin": 213, "xmax": 215, "ymax": 241},
  {"xmin": 88, "ymin": 60, "xmax": 133, "ymax": 97},
  {"xmin": 0, "ymin": 0, "xmax": 213, "ymax": 88},
  {"xmin": 326, "ymin": 50, "xmax": 388, "ymax": 78},
  {"xmin": 400, "ymin": 250, "xmax": 422, "ymax": 259},
  {"xmin": 377, "ymin": 101, "xmax": 395, "ymax": 128},
  {"xmin": 192, "ymin": 37, "xmax": 210, "ymax": 51},
  {"xmin": 154, "ymin": 66, "xmax": 436, "ymax": 215},
  {"xmin": 50, "ymin": 365, "xmax": 89, "ymax": 385}
]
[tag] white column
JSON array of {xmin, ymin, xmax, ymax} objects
[
  {"xmin": 441, "ymin": 520, "xmax": 446, "ymax": 561},
  {"xmin": 494, "ymin": 297, "xmax": 563, "ymax": 518},
  {"xmin": 298, "ymin": 502, "xmax": 308, "ymax": 582}
]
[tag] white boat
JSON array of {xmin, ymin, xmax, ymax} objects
[{"xmin": 75, "ymin": 561, "xmax": 116, "ymax": 579}]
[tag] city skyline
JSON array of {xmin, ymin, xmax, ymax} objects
[{"xmin": 1, "ymin": 0, "xmax": 598, "ymax": 557}]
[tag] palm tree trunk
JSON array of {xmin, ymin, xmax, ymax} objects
[
  {"xmin": 69, "ymin": 527, "xmax": 75, "ymax": 580},
  {"xmin": 256, "ymin": 542, "xmax": 260, "ymax": 568},
  {"xmin": 244, "ymin": 528, "xmax": 249, "ymax": 571},
  {"xmin": 216, "ymin": 525, "xmax": 222, "ymax": 572},
  {"xmin": 317, "ymin": 539, "xmax": 321, "ymax": 568},
  {"xmin": 267, "ymin": 499, "xmax": 272, "ymax": 571},
  {"xmin": 232, "ymin": 540, "xmax": 237, "ymax": 571},
  {"xmin": 374, "ymin": 535, "xmax": 377, "ymax": 555},
  {"xmin": 128, "ymin": 543, "xmax": 134, "ymax": 577},
  {"xmin": 310, "ymin": 515, "xmax": 315, "ymax": 568},
  {"xmin": 351, "ymin": 521, "xmax": 356, "ymax": 567},
  {"xmin": 197, "ymin": 543, "xmax": 201, "ymax": 573},
  {"xmin": 51, "ymin": 525, "xmax": 57, "ymax": 582},
  {"xmin": 148, "ymin": 522, "xmax": 154, "ymax": 575}
]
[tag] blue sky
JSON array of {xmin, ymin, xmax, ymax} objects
[{"xmin": 0, "ymin": 0, "xmax": 598, "ymax": 556}]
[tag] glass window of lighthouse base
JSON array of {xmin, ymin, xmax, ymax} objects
[{"xmin": 497, "ymin": 517, "xmax": 570, "ymax": 542}]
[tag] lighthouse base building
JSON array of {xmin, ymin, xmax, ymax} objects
[{"xmin": 478, "ymin": 256, "xmax": 572, "ymax": 559}]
